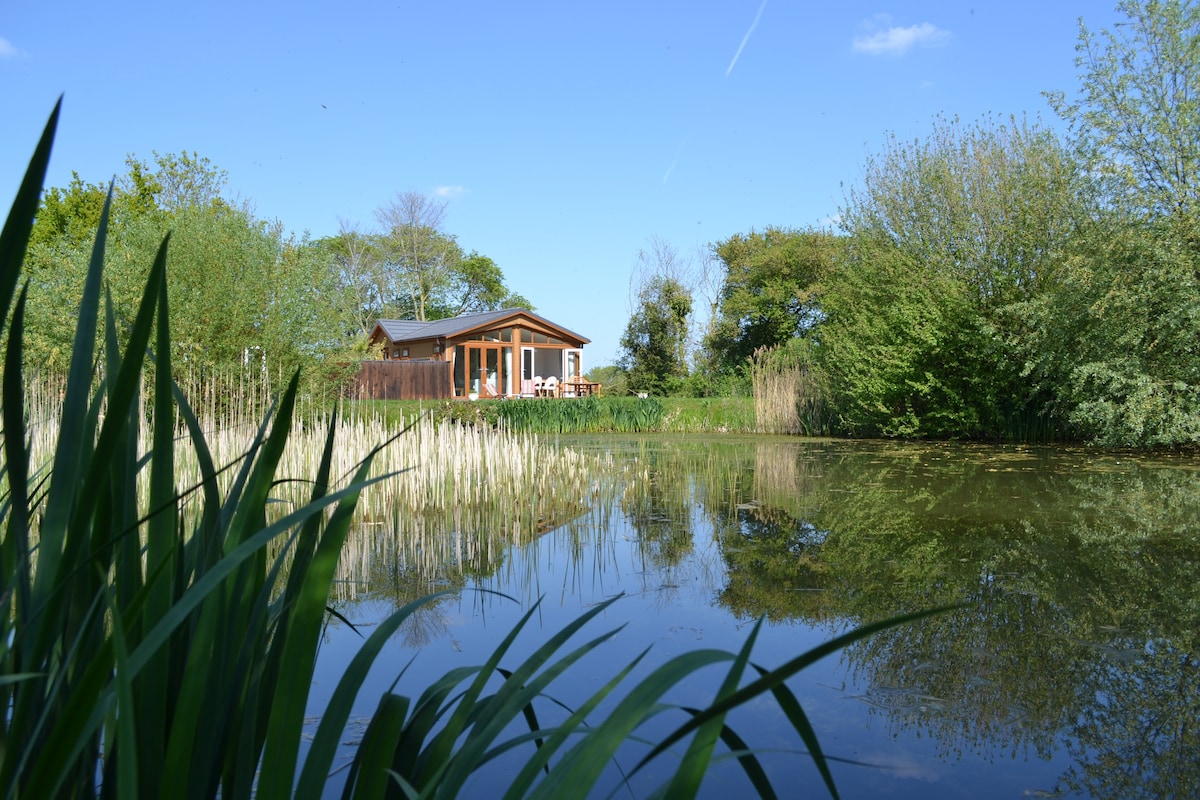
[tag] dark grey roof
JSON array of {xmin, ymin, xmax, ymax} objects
[
  {"xmin": 375, "ymin": 320, "xmax": 430, "ymax": 341},
  {"xmin": 373, "ymin": 308, "xmax": 590, "ymax": 345}
]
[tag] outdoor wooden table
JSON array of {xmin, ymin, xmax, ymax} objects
[{"xmin": 564, "ymin": 377, "xmax": 602, "ymax": 397}]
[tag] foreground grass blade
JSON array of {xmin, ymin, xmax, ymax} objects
[
  {"xmin": 662, "ymin": 618, "xmax": 765, "ymax": 799},
  {"xmin": 0, "ymin": 97, "xmax": 57, "ymax": 329},
  {"xmin": 295, "ymin": 593, "xmax": 456, "ymax": 799},
  {"xmin": 633, "ymin": 604, "xmax": 962, "ymax": 799},
  {"xmin": 2, "ymin": 288, "xmax": 32, "ymax": 623},
  {"xmin": 259, "ymin": 415, "xmax": 381, "ymax": 792},
  {"xmin": 527, "ymin": 649, "xmax": 736, "ymax": 799}
]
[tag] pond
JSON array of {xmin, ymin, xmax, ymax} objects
[{"xmin": 313, "ymin": 435, "xmax": 1200, "ymax": 799}]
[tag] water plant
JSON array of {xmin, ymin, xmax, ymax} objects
[
  {"xmin": 1, "ymin": 103, "xmax": 950, "ymax": 798},
  {"xmin": 493, "ymin": 395, "xmax": 666, "ymax": 434}
]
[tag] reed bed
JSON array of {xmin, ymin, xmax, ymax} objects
[
  {"xmin": 11, "ymin": 384, "xmax": 621, "ymax": 589},
  {"xmin": 749, "ymin": 344, "xmax": 833, "ymax": 436},
  {"xmin": 496, "ymin": 395, "xmax": 666, "ymax": 433}
]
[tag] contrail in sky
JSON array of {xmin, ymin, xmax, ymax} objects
[
  {"xmin": 726, "ymin": 0, "xmax": 769, "ymax": 77},
  {"xmin": 664, "ymin": 2, "xmax": 768, "ymax": 183}
]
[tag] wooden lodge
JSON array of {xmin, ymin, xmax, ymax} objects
[{"xmin": 355, "ymin": 308, "xmax": 596, "ymax": 401}]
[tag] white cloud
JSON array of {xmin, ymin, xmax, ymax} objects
[
  {"xmin": 852, "ymin": 19, "xmax": 950, "ymax": 56},
  {"xmin": 434, "ymin": 185, "xmax": 468, "ymax": 199},
  {"xmin": 0, "ymin": 37, "xmax": 23, "ymax": 59}
]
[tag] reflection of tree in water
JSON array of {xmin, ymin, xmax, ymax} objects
[
  {"xmin": 717, "ymin": 507, "xmax": 834, "ymax": 622},
  {"xmin": 368, "ymin": 562, "xmax": 465, "ymax": 649},
  {"xmin": 1058, "ymin": 638, "xmax": 1200, "ymax": 799},
  {"xmin": 663, "ymin": 437, "xmax": 1200, "ymax": 791},
  {"xmin": 620, "ymin": 447, "xmax": 696, "ymax": 570}
]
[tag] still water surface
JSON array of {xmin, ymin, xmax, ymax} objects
[{"xmin": 314, "ymin": 435, "xmax": 1200, "ymax": 799}]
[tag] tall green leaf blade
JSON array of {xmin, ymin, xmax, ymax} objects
[
  {"xmin": 527, "ymin": 649, "xmax": 734, "ymax": 799},
  {"xmin": 0, "ymin": 98, "xmax": 57, "ymax": 332},
  {"xmin": 294, "ymin": 593, "xmax": 454, "ymax": 800},
  {"xmin": 499, "ymin": 650, "xmax": 650, "ymax": 800},
  {"xmin": 136, "ymin": 258, "xmax": 177, "ymax": 795},
  {"xmin": 258, "ymin": 422, "xmax": 377, "ymax": 793},
  {"xmin": 661, "ymin": 618, "xmax": 764, "ymax": 799},
  {"xmin": 634, "ymin": 604, "xmax": 961, "ymax": 792},
  {"xmin": 343, "ymin": 692, "xmax": 410, "ymax": 800},
  {"xmin": 2, "ymin": 287, "xmax": 32, "ymax": 621},
  {"xmin": 31, "ymin": 181, "xmax": 113, "ymax": 613}
]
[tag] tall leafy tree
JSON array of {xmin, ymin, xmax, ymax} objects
[
  {"xmin": 1034, "ymin": 0, "xmax": 1200, "ymax": 445},
  {"xmin": 618, "ymin": 276, "xmax": 692, "ymax": 396},
  {"xmin": 438, "ymin": 251, "xmax": 533, "ymax": 317},
  {"xmin": 367, "ymin": 192, "xmax": 528, "ymax": 321},
  {"xmin": 317, "ymin": 220, "xmax": 388, "ymax": 337},
  {"xmin": 704, "ymin": 228, "xmax": 838, "ymax": 376},
  {"xmin": 817, "ymin": 236, "xmax": 985, "ymax": 437},
  {"xmin": 1047, "ymin": 0, "xmax": 1200, "ymax": 225},
  {"xmin": 374, "ymin": 191, "xmax": 460, "ymax": 321},
  {"xmin": 840, "ymin": 114, "xmax": 1083, "ymax": 307},
  {"xmin": 23, "ymin": 152, "xmax": 357, "ymax": 386}
]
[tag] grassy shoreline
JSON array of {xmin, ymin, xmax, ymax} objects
[{"xmin": 353, "ymin": 395, "xmax": 758, "ymax": 434}]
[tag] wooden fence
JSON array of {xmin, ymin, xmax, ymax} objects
[{"xmin": 354, "ymin": 360, "xmax": 454, "ymax": 401}]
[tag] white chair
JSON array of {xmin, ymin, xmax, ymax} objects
[{"xmin": 542, "ymin": 376, "xmax": 558, "ymax": 398}]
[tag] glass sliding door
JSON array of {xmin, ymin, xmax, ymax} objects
[
  {"xmin": 521, "ymin": 347, "xmax": 535, "ymax": 395},
  {"xmin": 463, "ymin": 343, "xmax": 510, "ymax": 397},
  {"xmin": 564, "ymin": 349, "xmax": 582, "ymax": 379}
]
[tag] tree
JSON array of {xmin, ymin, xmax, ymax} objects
[
  {"xmin": 122, "ymin": 151, "xmax": 229, "ymax": 213},
  {"xmin": 27, "ymin": 172, "xmax": 109, "ymax": 252},
  {"xmin": 703, "ymin": 228, "xmax": 838, "ymax": 377},
  {"xmin": 840, "ymin": 114, "xmax": 1083, "ymax": 307},
  {"xmin": 318, "ymin": 220, "xmax": 387, "ymax": 337},
  {"xmin": 1031, "ymin": 1, "xmax": 1200, "ymax": 445},
  {"xmin": 817, "ymin": 236, "xmax": 985, "ymax": 437},
  {"xmin": 374, "ymin": 191, "xmax": 460, "ymax": 321},
  {"xmin": 22, "ymin": 152, "xmax": 357, "ymax": 389},
  {"xmin": 368, "ymin": 191, "xmax": 529, "ymax": 321},
  {"xmin": 827, "ymin": 114, "xmax": 1088, "ymax": 437},
  {"xmin": 618, "ymin": 275, "xmax": 692, "ymax": 396},
  {"xmin": 440, "ymin": 251, "xmax": 533, "ymax": 317},
  {"xmin": 1047, "ymin": 0, "xmax": 1200, "ymax": 225},
  {"xmin": 1026, "ymin": 216, "xmax": 1200, "ymax": 446}
]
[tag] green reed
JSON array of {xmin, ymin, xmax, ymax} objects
[{"xmin": 494, "ymin": 395, "xmax": 665, "ymax": 433}]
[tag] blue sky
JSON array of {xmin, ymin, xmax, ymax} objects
[{"xmin": 2, "ymin": 1, "xmax": 1117, "ymax": 367}]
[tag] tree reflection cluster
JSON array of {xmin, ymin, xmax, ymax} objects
[{"xmin": 333, "ymin": 436, "xmax": 1200, "ymax": 799}]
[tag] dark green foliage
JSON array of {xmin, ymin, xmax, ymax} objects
[
  {"xmin": 618, "ymin": 275, "xmax": 692, "ymax": 396},
  {"xmin": 703, "ymin": 228, "xmax": 838, "ymax": 376},
  {"xmin": 817, "ymin": 237, "xmax": 1007, "ymax": 438},
  {"xmin": 1023, "ymin": 217, "xmax": 1200, "ymax": 446},
  {"xmin": 21, "ymin": 150, "xmax": 360, "ymax": 393}
]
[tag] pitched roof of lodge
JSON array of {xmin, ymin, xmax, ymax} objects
[{"xmin": 372, "ymin": 307, "xmax": 590, "ymax": 345}]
